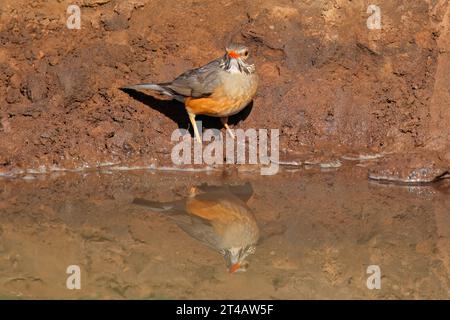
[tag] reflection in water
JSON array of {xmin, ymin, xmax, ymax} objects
[
  {"xmin": 133, "ymin": 183, "xmax": 259, "ymax": 273},
  {"xmin": 0, "ymin": 170, "xmax": 449, "ymax": 299}
]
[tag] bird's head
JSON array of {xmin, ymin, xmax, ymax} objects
[
  {"xmin": 225, "ymin": 44, "xmax": 250, "ymax": 62},
  {"xmin": 222, "ymin": 245, "xmax": 256, "ymax": 273},
  {"xmin": 222, "ymin": 44, "xmax": 255, "ymax": 74}
]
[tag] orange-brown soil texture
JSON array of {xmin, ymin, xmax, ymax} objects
[{"xmin": 0, "ymin": 0, "xmax": 449, "ymax": 174}]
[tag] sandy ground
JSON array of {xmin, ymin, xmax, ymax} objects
[
  {"xmin": 0, "ymin": 168, "xmax": 449, "ymax": 299},
  {"xmin": 0, "ymin": 0, "xmax": 449, "ymax": 173}
]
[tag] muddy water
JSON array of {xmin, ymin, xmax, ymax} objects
[{"xmin": 0, "ymin": 168, "xmax": 449, "ymax": 299}]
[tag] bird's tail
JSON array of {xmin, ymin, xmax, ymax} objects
[
  {"xmin": 121, "ymin": 83, "xmax": 184, "ymax": 102},
  {"xmin": 132, "ymin": 198, "xmax": 185, "ymax": 215}
]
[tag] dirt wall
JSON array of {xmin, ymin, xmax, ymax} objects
[{"xmin": 0, "ymin": 0, "xmax": 449, "ymax": 172}]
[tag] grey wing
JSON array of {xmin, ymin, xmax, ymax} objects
[
  {"xmin": 133, "ymin": 197, "xmax": 222, "ymax": 251},
  {"xmin": 197, "ymin": 183, "xmax": 254, "ymax": 203},
  {"xmin": 165, "ymin": 58, "xmax": 223, "ymax": 98},
  {"xmin": 174, "ymin": 216, "xmax": 223, "ymax": 251}
]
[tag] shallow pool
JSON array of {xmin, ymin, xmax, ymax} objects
[{"xmin": 0, "ymin": 168, "xmax": 449, "ymax": 299}]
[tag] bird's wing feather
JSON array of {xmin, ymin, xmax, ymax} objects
[
  {"xmin": 133, "ymin": 197, "xmax": 222, "ymax": 249},
  {"xmin": 175, "ymin": 217, "xmax": 222, "ymax": 250},
  {"xmin": 165, "ymin": 58, "xmax": 224, "ymax": 98}
]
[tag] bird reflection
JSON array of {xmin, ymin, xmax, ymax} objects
[{"xmin": 133, "ymin": 183, "xmax": 259, "ymax": 273}]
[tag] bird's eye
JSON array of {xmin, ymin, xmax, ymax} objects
[{"xmin": 244, "ymin": 51, "xmax": 249, "ymax": 57}]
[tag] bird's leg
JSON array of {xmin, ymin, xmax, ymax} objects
[
  {"xmin": 221, "ymin": 117, "xmax": 235, "ymax": 139},
  {"xmin": 188, "ymin": 186, "xmax": 198, "ymax": 197},
  {"xmin": 188, "ymin": 112, "xmax": 202, "ymax": 143}
]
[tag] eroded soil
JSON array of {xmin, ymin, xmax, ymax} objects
[{"xmin": 0, "ymin": 0, "xmax": 449, "ymax": 173}]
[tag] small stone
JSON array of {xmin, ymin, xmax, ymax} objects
[
  {"xmin": 369, "ymin": 153, "xmax": 449, "ymax": 184},
  {"xmin": 48, "ymin": 55, "xmax": 59, "ymax": 66},
  {"xmin": 23, "ymin": 74, "xmax": 47, "ymax": 102},
  {"xmin": 6, "ymin": 88, "xmax": 21, "ymax": 103},
  {"xmin": 9, "ymin": 74, "xmax": 21, "ymax": 88},
  {"xmin": 81, "ymin": 0, "xmax": 111, "ymax": 7}
]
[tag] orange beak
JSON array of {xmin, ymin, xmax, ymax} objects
[
  {"xmin": 227, "ymin": 51, "xmax": 240, "ymax": 59},
  {"xmin": 229, "ymin": 263, "xmax": 240, "ymax": 273}
]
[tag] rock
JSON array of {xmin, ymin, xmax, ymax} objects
[
  {"xmin": 5, "ymin": 88, "xmax": 21, "ymax": 104},
  {"xmin": 107, "ymin": 129, "xmax": 136, "ymax": 153},
  {"xmin": 81, "ymin": 0, "xmax": 111, "ymax": 7},
  {"xmin": 9, "ymin": 74, "xmax": 21, "ymax": 89},
  {"xmin": 55, "ymin": 60, "xmax": 94, "ymax": 103},
  {"xmin": 22, "ymin": 74, "xmax": 47, "ymax": 102},
  {"xmin": 368, "ymin": 153, "xmax": 449, "ymax": 184},
  {"xmin": 101, "ymin": 2, "xmax": 136, "ymax": 31}
]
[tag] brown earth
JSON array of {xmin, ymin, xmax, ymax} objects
[{"xmin": 0, "ymin": 0, "xmax": 449, "ymax": 174}]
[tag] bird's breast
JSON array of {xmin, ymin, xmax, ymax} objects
[
  {"xmin": 219, "ymin": 72, "xmax": 258, "ymax": 115},
  {"xmin": 185, "ymin": 72, "xmax": 258, "ymax": 117}
]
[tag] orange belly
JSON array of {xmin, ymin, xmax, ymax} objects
[
  {"xmin": 185, "ymin": 197, "xmax": 251, "ymax": 237},
  {"xmin": 184, "ymin": 85, "xmax": 255, "ymax": 117},
  {"xmin": 185, "ymin": 97, "xmax": 244, "ymax": 117}
]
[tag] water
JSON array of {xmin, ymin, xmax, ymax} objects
[{"xmin": 0, "ymin": 168, "xmax": 449, "ymax": 299}]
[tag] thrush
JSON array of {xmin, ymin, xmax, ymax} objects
[
  {"xmin": 133, "ymin": 183, "xmax": 260, "ymax": 273},
  {"xmin": 122, "ymin": 44, "xmax": 259, "ymax": 143}
]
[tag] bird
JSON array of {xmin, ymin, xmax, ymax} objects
[
  {"xmin": 132, "ymin": 182, "xmax": 260, "ymax": 273},
  {"xmin": 121, "ymin": 44, "xmax": 258, "ymax": 143}
]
